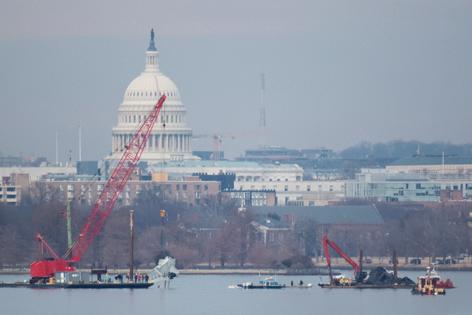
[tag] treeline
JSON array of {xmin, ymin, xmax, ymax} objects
[
  {"xmin": 340, "ymin": 140, "xmax": 472, "ymax": 159},
  {"xmin": 1, "ymin": 186, "xmax": 471, "ymax": 269}
]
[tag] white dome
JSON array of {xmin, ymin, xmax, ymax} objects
[
  {"xmin": 123, "ymin": 73, "xmax": 181, "ymax": 105},
  {"xmin": 109, "ymin": 30, "xmax": 199, "ymax": 163}
]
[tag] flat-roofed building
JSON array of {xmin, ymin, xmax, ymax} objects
[
  {"xmin": 220, "ymin": 189, "xmax": 277, "ymax": 207},
  {"xmin": 34, "ymin": 177, "xmax": 220, "ymax": 206},
  {"xmin": 0, "ymin": 174, "xmax": 30, "ymax": 205},
  {"xmin": 236, "ymin": 180, "xmax": 345, "ymax": 206},
  {"xmin": 0, "ymin": 183, "xmax": 19, "ymax": 205},
  {"xmin": 346, "ymin": 168, "xmax": 472, "ymax": 202},
  {"xmin": 386, "ymin": 156, "xmax": 472, "ymax": 178},
  {"xmin": 0, "ymin": 166, "xmax": 76, "ymax": 181}
]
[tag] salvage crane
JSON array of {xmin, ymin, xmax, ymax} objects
[
  {"xmin": 322, "ymin": 234, "xmax": 366, "ymax": 285},
  {"xmin": 30, "ymin": 95, "xmax": 167, "ymax": 283}
]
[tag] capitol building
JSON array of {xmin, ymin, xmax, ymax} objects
[
  {"xmin": 100, "ymin": 30, "xmax": 345, "ymax": 206},
  {"xmin": 0, "ymin": 30, "xmax": 346, "ymax": 207},
  {"xmin": 106, "ymin": 30, "xmax": 301, "ymax": 180},
  {"xmin": 109, "ymin": 29, "xmax": 198, "ymax": 162}
]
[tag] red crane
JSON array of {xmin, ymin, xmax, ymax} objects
[
  {"xmin": 30, "ymin": 95, "xmax": 167, "ymax": 283},
  {"xmin": 322, "ymin": 234, "xmax": 362, "ymax": 284}
]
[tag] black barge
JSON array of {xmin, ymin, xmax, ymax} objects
[{"xmin": 318, "ymin": 283, "xmax": 414, "ymax": 289}]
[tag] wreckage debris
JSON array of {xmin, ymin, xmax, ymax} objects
[{"xmin": 365, "ymin": 267, "xmax": 415, "ymax": 286}]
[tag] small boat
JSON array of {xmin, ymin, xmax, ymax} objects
[
  {"xmin": 236, "ymin": 277, "xmax": 285, "ymax": 289},
  {"xmin": 411, "ymin": 265, "xmax": 451, "ymax": 295}
]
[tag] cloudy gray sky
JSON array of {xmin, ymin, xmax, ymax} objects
[{"xmin": 0, "ymin": 0, "xmax": 471, "ymax": 162}]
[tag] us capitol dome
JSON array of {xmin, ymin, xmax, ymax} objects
[{"xmin": 109, "ymin": 29, "xmax": 199, "ymax": 163}]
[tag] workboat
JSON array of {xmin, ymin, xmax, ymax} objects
[
  {"xmin": 236, "ymin": 277, "xmax": 285, "ymax": 289},
  {"xmin": 411, "ymin": 265, "xmax": 453, "ymax": 295}
]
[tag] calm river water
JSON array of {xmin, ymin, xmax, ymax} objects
[{"xmin": 1, "ymin": 271, "xmax": 470, "ymax": 315}]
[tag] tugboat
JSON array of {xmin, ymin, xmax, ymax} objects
[{"xmin": 411, "ymin": 265, "xmax": 452, "ymax": 295}]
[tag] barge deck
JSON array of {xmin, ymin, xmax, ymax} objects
[{"xmin": 0, "ymin": 282, "xmax": 153, "ymax": 289}]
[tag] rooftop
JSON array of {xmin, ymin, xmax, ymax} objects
[
  {"xmin": 251, "ymin": 205, "xmax": 384, "ymax": 225},
  {"xmin": 389, "ymin": 156, "xmax": 472, "ymax": 166},
  {"xmin": 151, "ymin": 160, "xmax": 302, "ymax": 170}
]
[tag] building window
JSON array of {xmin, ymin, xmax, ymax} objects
[{"xmin": 284, "ymin": 185, "xmax": 288, "ymax": 192}]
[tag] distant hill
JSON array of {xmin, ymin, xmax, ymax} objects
[{"xmin": 339, "ymin": 141, "xmax": 472, "ymax": 160}]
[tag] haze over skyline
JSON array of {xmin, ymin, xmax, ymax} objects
[{"xmin": 1, "ymin": 0, "xmax": 471, "ymax": 162}]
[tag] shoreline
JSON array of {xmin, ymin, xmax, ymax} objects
[{"xmin": 2, "ymin": 265, "xmax": 472, "ymax": 276}]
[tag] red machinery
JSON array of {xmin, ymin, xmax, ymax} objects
[
  {"xmin": 30, "ymin": 95, "xmax": 167, "ymax": 283},
  {"xmin": 322, "ymin": 234, "xmax": 364, "ymax": 284}
]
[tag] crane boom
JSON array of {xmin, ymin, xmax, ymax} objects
[
  {"xmin": 69, "ymin": 95, "xmax": 166, "ymax": 261},
  {"xmin": 30, "ymin": 95, "xmax": 166, "ymax": 282},
  {"xmin": 322, "ymin": 234, "xmax": 361, "ymax": 284}
]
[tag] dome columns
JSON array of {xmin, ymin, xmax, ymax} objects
[{"xmin": 113, "ymin": 132, "xmax": 192, "ymax": 154}]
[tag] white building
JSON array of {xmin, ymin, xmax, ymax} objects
[
  {"xmin": 109, "ymin": 29, "xmax": 198, "ymax": 163},
  {"xmin": 150, "ymin": 160, "xmax": 303, "ymax": 182},
  {"xmin": 148, "ymin": 160, "xmax": 344, "ymax": 206},
  {"xmin": 236, "ymin": 179, "xmax": 345, "ymax": 206},
  {"xmin": 346, "ymin": 168, "xmax": 472, "ymax": 202},
  {"xmin": 386, "ymin": 156, "xmax": 472, "ymax": 178}
]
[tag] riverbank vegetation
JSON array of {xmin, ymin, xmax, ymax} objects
[{"xmin": 1, "ymin": 186, "xmax": 471, "ymax": 270}]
